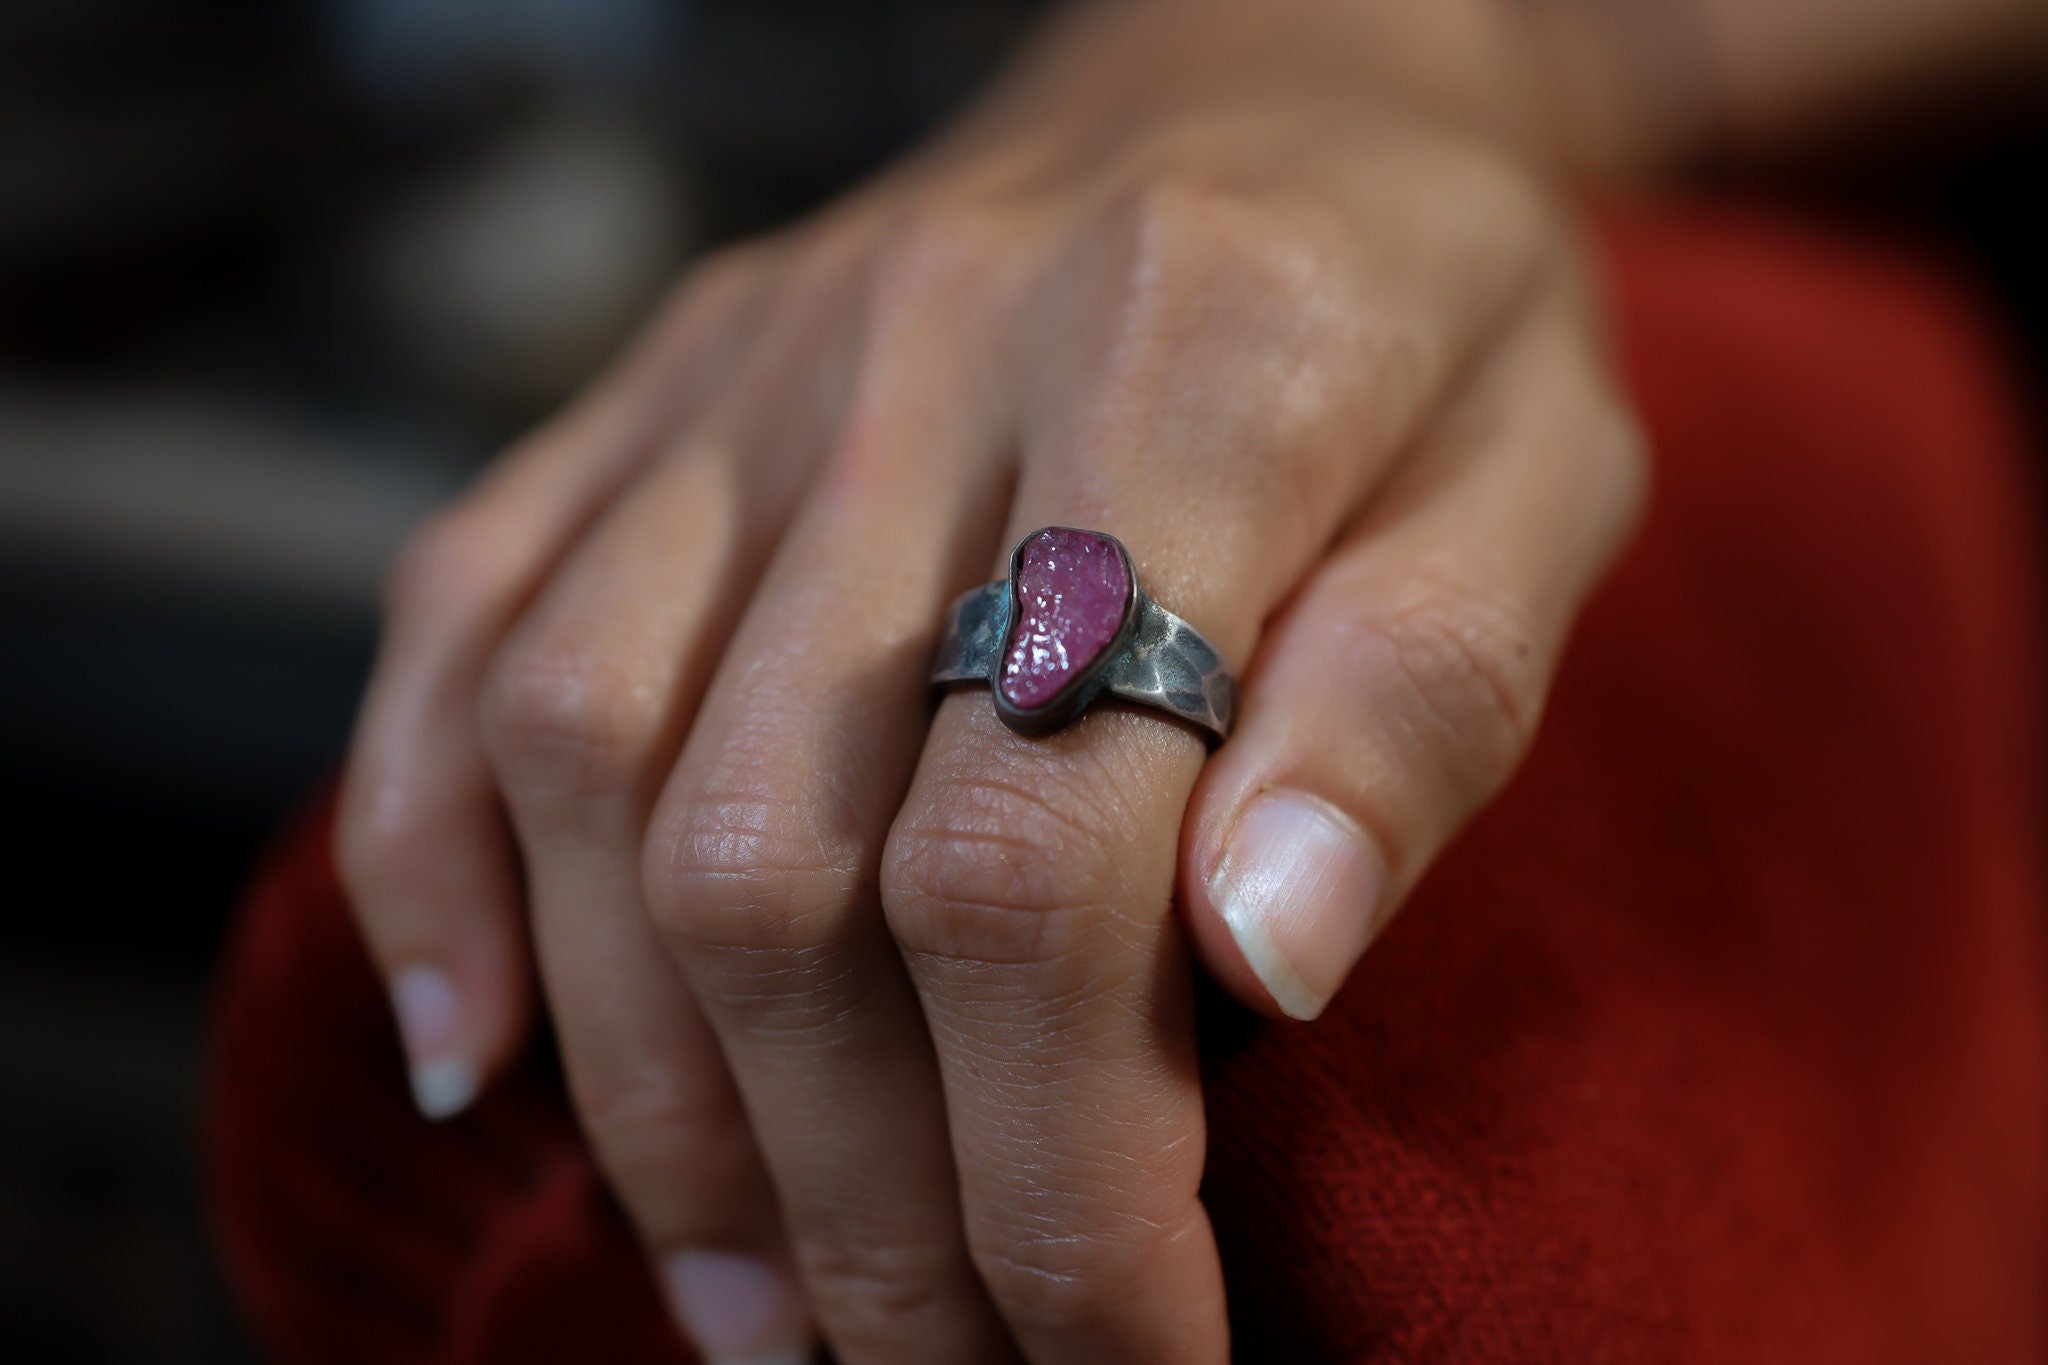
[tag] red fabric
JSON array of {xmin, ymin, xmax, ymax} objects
[{"xmin": 206, "ymin": 203, "xmax": 2048, "ymax": 1362}]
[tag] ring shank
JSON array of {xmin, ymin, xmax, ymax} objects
[
  {"xmin": 929, "ymin": 582, "xmax": 1008, "ymax": 687},
  {"xmin": 931, "ymin": 581, "xmax": 1236, "ymax": 742}
]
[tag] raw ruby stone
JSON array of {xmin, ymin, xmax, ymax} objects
[{"xmin": 999, "ymin": 527, "xmax": 1132, "ymax": 710}]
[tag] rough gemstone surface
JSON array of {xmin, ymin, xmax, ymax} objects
[{"xmin": 1000, "ymin": 527, "xmax": 1132, "ymax": 710}]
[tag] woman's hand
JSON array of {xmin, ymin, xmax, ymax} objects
[{"xmin": 334, "ymin": 15, "xmax": 1645, "ymax": 1360}]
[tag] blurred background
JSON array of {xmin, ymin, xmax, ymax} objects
[{"xmin": 0, "ymin": 1, "xmax": 2040, "ymax": 1360}]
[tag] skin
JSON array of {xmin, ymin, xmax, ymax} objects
[{"xmin": 340, "ymin": 0, "xmax": 2048, "ymax": 1353}]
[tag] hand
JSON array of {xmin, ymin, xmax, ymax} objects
[{"xmin": 335, "ymin": 32, "xmax": 1644, "ymax": 1365}]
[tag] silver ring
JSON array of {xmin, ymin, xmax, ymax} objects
[{"xmin": 930, "ymin": 527, "xmax": 1236, "ymax": 742}]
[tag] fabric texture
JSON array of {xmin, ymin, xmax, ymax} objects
[{"xmin": 205, "ymin": 203, "xmax": 2048, "ymax": 1362}]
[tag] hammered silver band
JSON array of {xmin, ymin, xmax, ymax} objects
[{"xmin": 930, "ymin": 558, "xmax": 1237, "ymax": 744}]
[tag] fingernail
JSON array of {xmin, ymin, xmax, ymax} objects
[
  {"xmin": 390, "ymin": 965, "xmax": 476, "ymax": 1120},
  {"xmin": 663, "ymin": 1251, "xmax": 812, "ymax": 1365},
  {"xmin": 1209, "ymin": 792, "xmax": 1385, "ymax": 1021}
]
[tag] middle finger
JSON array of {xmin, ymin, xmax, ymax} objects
[{"xmin": 642, "ymin": 222, "xmax": 1031, "ymax": 1363}]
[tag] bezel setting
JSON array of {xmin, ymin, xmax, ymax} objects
[{"xmin": 987, "ymin": 527, "xmax": 1141, "ymax": 737}]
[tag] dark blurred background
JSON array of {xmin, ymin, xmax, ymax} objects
[{"xmin": 0, "ymin": 1, "xmax": 2040, "ymax": 1360}]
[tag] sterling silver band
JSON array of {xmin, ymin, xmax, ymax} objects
[{"xmin": 930, "ymin": 578, "xmax": 1236, "ymax": 743}]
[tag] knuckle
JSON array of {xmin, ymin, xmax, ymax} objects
[
  {"xmin": 382, "ymin": 504, "xmax": 508, "ymax": 626},
  {"xmin": 333, "ymin": 779, "xmax": 417, "ymax": 906},
  {"xmin": 1366, "ymin": 570, "xmax": 1548, "ymax": 801},
  {"xmin": 574, "ymin": 1071, "xmax": 707, "ymax": 1156},
  {"xmin": 873, "ymin": 196, "xmax": 1017, "ymax": 311},
  {"xmin": 477, "ymin": 637, "xmax": 665, "ymax": 798},
  {"xmin": 1111, "ymin": 172, "xmax": 1241, "ymax": 278},
  {"xmin": 666, "ymin": 236, "xmax": 793, "ymax": 335},
  {"xmin": 1456, "ymin": 145, "xmax": 1556, "ymax": 244},
  {"xmin": 880, "ymin": 773, "xmax": 1126, "ymax": 971},
  {"xmin": 1395, "ymin": 129, "xmax": 1563, "ymax": 282},
  {"xmin": 642, "ymin": 786, "xmax": 866, "ymax": 956},
  {"xmin": 678, "ymin": 239, "xmax": 774, "ymax": 305},
  {"xmin": 1590, "ymin": 398, "xmax": 1652, "ymax": 537},
  {"xmin": 334, "ymin": 770, "xmax": 460, "ymax": 917},
  {"xmin": 572, "ymin": 1072, "xmax": 751, "ymax": 1210},
  {"xmin": 969, "ymin": 1222, "xmax": 1155, "ymax": 1332},
  {"xmin": 794, "ymin": 1232, "xmax": 954, "ymax": 1346},
  {"xmin": 1105, "ymin": 173, "xmax": 1333, "ymax": 328},
  {"xmin": 635, "ymin": 243, "xmax": 771, "ymax": 353}
]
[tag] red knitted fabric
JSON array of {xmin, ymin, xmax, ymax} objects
[{"xmin": 205, "ymin": 203, "xmax": 2048, "ymax": 1362}]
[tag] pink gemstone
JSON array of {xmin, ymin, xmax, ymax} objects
[{"xmin": 1000, "ymin": 528, "xmax": 1132, "ymax": 710}]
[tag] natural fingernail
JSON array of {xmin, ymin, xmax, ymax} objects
[
  {"xmin": 390, "ymin": 965, "xmax": 476, "ymax": 1120},
  {"xmin": 663, "ymin": 1250, "xmax": 812, "ymax": 1365},
  {"xmin": 1210, "ymin": 792, "xmax": 1385, "ymax": 1021}
]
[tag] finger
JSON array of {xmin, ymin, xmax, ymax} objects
[
  {"xmin": 643, "ymin": 215, "xmax": 1032, "ymax": 1363},
  {"xmin": 1183, "ymin": 298, "xmax": 1646, "ymax": 1019},
  {"xmin": 336, "ymin": 251, "xmax": 767, "ymax": 1117},
  {"xmin": 478, "ymin": 248, "xmax": 865, "ymax": 1363},
  {"xmin": 878, "ymin": 175, "xmax": 1524, "ymax": 1361}
]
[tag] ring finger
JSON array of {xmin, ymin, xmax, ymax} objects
[{"xmin": 878, "ymin": 172, "xmax": 1536, "ymax": 1360}]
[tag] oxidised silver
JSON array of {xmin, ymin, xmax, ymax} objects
[{"xmin": 930, "ymin": 555, "xmax": 1236, "ymax": 744}]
